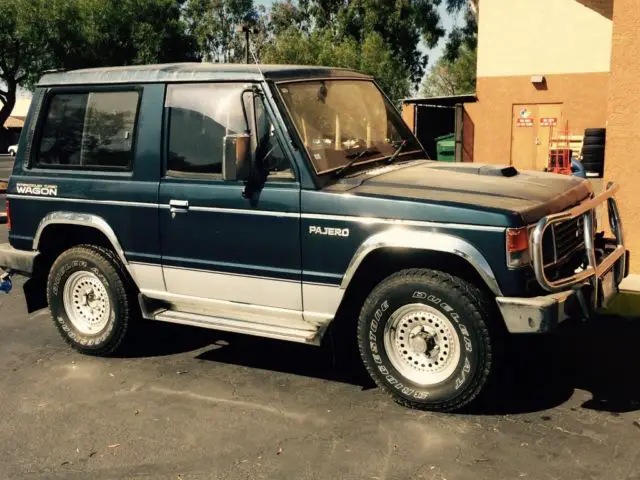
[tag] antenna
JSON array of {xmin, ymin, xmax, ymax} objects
[
  {"xmin": 249, "ymin": 43, "xmax": 264, "ymax": 79},
  {"xmin": 236, "ymin": 23, "xmax": 263, "ymax": 78}
]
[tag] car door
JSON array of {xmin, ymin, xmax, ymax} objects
[{"xmin": 157, "ymin": 82, "xmax": 303, "ymax": 322}]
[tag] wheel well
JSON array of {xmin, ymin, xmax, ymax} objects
[
  {"xmin": 332, "ymin": 248, "xmax": 496, "ymax": 329},
  {"xmin": 33, "ymin": 224, "xmax": 117, "ymax": 280}
]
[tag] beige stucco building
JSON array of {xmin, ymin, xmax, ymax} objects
[{"xmin": 408, "ymin": 0, "xmax": 640, "ymax": 285}]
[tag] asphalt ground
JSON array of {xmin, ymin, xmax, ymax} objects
[
  {"xmin": 0, "ymin": 154, "xmax": 14, "ymax": 182},
  {"xmin": 0, "ymin": 223, "xmax": 639, "ymax": 479}
]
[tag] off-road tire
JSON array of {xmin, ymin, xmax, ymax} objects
[
  {"xmin": 584, "ymin": 128, "xmax": 606, "ymax": 138},
  {"xmin": 357, "ymin": 269, "xmax": 494, "ymax": 412},
  {"xmin": 582, "ymin": 136, "xmax": 605, "ymax": 147},
  {"xmin": 47, "ymin": 245, "xmax": 136, "ymax": 355}
]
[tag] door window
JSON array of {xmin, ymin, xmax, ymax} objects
[
  {"xmin": 254, "ymin": 96, "xmax": 295, "ymax": 180},
  {"xmin": 166, "ymin": 83, "xmax": 250, "ymax": 175},
  {"xmin": 165, "ymin": 83, "xmax": 294, "ymax": 180}
]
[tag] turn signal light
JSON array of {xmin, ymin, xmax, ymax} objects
[
  {"xmin": 507, "ymin": 227, "xmax": 529, "ymax": 252},
  {"xmin": 5, "ymin": 199, "xmax": 10, "ymax": 231},
  {"xmin": 506, "ymin": 227, "xmax": 531, "ymax": 268}
]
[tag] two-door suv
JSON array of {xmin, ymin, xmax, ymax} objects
[{"xmin": 0, "ymin": 64, "xmax": 629, "ymax": 411}]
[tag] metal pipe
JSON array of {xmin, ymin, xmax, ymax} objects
[{"xmin": 531, "ymin": 182, "xmax": 625, "ymax": 293}]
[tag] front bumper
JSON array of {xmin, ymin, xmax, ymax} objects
[
  {"xmin": 495, "ymin": 268, "xmax": 625, "ymax": 333},
  {"xmin": 497, "ymin": 181, "xmax": 628, "ymax": 333},
  {"xmin": 0, "ymin": 243, "xmax": 38, "ymax": 276}
]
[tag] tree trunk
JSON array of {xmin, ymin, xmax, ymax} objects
[{"xmin": 0, "ymin": 81, "xmax": 17, "ymax": 131}]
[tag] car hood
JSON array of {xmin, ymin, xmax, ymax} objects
[{"xmin": 328, "ymin": 160, "xmax": 593, "ymax": 224}]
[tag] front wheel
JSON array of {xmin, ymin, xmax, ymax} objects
[{"xmin": 357, "ymin": 269, "xmax": 494, "ymax": 412}]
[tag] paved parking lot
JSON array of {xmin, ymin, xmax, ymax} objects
[
  {"xmin": 0, "ymin": 155, "xmax": 14, "ymax": 181},
  {"xmin": 0, "ymin": 224, "xmax": 639, "ymax": 479}
]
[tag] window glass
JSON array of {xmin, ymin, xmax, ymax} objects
[
  {"xmin": 166, "ymin": 83, "xmax": 250, "ymax": 175},
  {"xmin": 277, "ymin": 80, "xmax": 422, "ymax": 174},
  {"xmin": 254, "ymin": 97, "xmax": 294, "ymax": 180},
  {"xmin": 36, "ymin": 91, "xmax": 139, "ymax": 169}
]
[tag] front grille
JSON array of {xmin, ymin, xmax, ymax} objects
[{"xmin": 541, "ymin": 214, "xmax": 586, "ymax": 267}]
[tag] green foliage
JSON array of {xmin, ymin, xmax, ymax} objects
[
  {"xmin": 262, "ymin": 0, "xmax": 445, "ymax": 101},
  {"xmin": 0, "ymin": 0, "xmax": 196, "ymax": 126},
  {"xmin": 183, "ymin": 0, "xmax": 257, "ymax": 62},
  {"xmin": 420, "ymin": 44, "xmax": 476, "ymax": 97},
  {"xmin": 0, "ymin": 0, "xmax": 478, "ymax": 123},
  {"xmin": 421, "ymin": 0, "xmax": 478, "ymax": 98}
]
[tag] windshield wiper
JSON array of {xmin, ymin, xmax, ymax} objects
[
  {"xmin": 386, "ymin": 139, "xmax": 408, "ymax": 164},
  {"xmin": 334, "ymin": 148, "xmax": 381, "ymax": 178}
]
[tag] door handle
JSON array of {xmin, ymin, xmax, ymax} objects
[{"xmin": 169, "ymin": 199, "xmax": 189, "ymax": 215}]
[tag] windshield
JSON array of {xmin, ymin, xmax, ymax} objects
[{"xmin": 276, "ymin": 80, "xmax": 423, "ymax": 174}]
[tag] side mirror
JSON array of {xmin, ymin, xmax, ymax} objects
[{"xmin": 223, "ymin": 133, "xmax": 251, "ymax": 181}]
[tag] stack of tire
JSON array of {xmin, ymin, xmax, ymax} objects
[{"xmin": 581, "ymin": 128, "xmax": 606, "ymax": 177}]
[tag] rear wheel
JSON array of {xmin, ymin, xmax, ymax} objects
[
  {"xmin": 47, "ymin": 245, "xmax": 136, "ymax": 355},
  {"xmin": 357, "ymin": 268, "xmax": 494, "ymax": 412}
]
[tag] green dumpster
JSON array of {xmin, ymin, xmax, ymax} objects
[{"xmin": 435, "ymin": 133, "xmax": 455, "ymax": 162}]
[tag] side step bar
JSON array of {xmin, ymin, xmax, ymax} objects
[{"xmin": 148, "ymin": 308, "xmax": 321, "ymax": 345}]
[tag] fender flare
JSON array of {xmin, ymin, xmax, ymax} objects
[
  {"xmin": 33, "ymin": 211, "xmax": 136, "ymax": 280},
  {"xmin": 340, "ymin": 228, "xmax": 503, "ymax": 296}
]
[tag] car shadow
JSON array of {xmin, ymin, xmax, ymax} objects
[
  {"xmin": 118, "ymin": 315, "xmax": 640, "ymax": 414},
  {"xmin": 118, "ymin": 320, "xmax": 376, "ymax": 388},
  {"xmin": 471, "ymin": 315, "xmax": 640, "ymax": 415}
]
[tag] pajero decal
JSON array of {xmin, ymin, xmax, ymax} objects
[
  {"xmin": 16, "ymin": 183, "xmax": 58, "ymax": 197},
  {"xmin": 309, "ymin": 226, "xmax": 350, "ymax": 237}
]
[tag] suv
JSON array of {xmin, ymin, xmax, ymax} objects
[{"xmin": 0, "ymin": 64, "xmax": 629, "ymax": 412}]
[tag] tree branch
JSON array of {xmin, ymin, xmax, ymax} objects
[{"xmin": 0, "ymin": 58, "xmax": 9, "ymax": 78}]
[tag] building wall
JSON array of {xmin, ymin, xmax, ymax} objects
[
  {"xmin": 468, "ymin": 0, "xmax": 614, "ymax": 166},
  {"xmin": 477, "ymin": 0, "xmax": 613, "ymax": 78},
  {"xmin": 605, "ymin": 0, "xmax": 640, "ymax": 276},
  {"xmin": 465, "ymin": 72, "xmax": 610, "ymax": 165}
]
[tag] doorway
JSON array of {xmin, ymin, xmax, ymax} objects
[{"xmin": 510, "ymin": 103, "xmax": 563, "ymax": 171}]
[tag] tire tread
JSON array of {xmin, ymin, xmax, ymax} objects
[
  {"xmin": 47, "ymin": 244, "xmax": 136, "ymax": 356},
  {"xmin": 357, "ymin": 268, "xmax": 495, "ymax": 412}
]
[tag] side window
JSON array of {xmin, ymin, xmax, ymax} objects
[
  {"xmin": 254, "ymin": 97, "xmax": 295, "ymax": 180},
  {"xmin": 36, "ymin": 90, "xmax": 139, "ymax": 169},
  {"xmin": 165, "ymin": 83, "xmax": 249, "ymax": 176}
]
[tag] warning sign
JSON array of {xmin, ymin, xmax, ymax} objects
[
  {"xmin": 517, "ymin": 118, "xmax": 535, "ymax": 127},
  {"xmin": 540, "ymin": 117, "xmax": 557, "ymax": 127}
]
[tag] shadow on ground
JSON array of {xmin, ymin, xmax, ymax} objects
[{"xmin": 118, "ymin": 314, "xmax": 640, "ymax": 415}]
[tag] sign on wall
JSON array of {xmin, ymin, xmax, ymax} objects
[
  {"xmin": 540, "ymin": 117, "xmax": 558, "ymax": 127},
  {"xmin": 517, "ymin": 118, "xmax": 535, "ymax": 127},
  {"xmin": 516, "ymin": 106, "xmax": 535, "ymax": 127}
]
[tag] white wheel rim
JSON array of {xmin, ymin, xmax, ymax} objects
[
  {"xmin": 383, "ymin": 303, "xmax": 461, "ymax": 386},
  {"xmin": 62, "ymin": 271, "xmax": 111, "ymax": 335}
]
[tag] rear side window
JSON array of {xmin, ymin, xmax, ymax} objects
[{"xmin": 35, "ymin": 90, "xmax": 140, "ymax": 170}]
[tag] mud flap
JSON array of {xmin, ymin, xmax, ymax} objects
[{"xmin": 23, "ymin": 277, "xmax": 48, "ymax": 314}]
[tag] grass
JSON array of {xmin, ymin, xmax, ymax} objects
[{"xmin": 603, "ymin": 291, "xmax": 640, "ymax": 317}]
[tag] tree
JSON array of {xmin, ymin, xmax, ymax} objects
[
  {"xmin": 0, "ymin": 0, "xmax": 196, "ymax": 129},
  {"xmin": 183, "ymin": 0, "xmax": 258, "ymax": 63},
  {"xmin": 420, "ymin": 0, "xmax": 478, "ymax": 97},
  {"xmin": 420, "ymin": 44, "xmax": 476, "ymax": 97},
  {"xmin": 261, "ymin": 0, "xmax": 445, "ymax": 101}
]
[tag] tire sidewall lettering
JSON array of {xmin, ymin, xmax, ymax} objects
[
  {"xmin": 50, "ymin": 253, "xmax": 119, "ymax": 350},
  {"xmin": 367, "ymin": 286, "xmax": 479, "ymax": 403}
]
